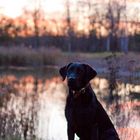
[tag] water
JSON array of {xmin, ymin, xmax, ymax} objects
[{"xmin": 0, "ymin": 68, "xmax": 140, "ymax": 140}]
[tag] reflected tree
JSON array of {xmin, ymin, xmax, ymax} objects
[{"xmin": 105, "ymin": 53, "xmax": 120, "ymax": 104}]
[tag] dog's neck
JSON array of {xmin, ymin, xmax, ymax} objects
[{"xmin": 70, "ymin": 83, "xmax": 91, "ymax": 98}]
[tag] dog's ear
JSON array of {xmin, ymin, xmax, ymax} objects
[
  {"xmin": 59, "ymin": 63, "xmax": 72, "ymax": 81},
  {"xmin": 83, "ymin": 64, "xmax": 97, "ymax": 83}
]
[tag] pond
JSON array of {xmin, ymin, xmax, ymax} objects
[{"xmin": 0, "ymin": 67, "xmax": 140, "ymax": 140}]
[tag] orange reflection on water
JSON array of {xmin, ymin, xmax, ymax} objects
[
  {"xmin": 0, "ymin": 74, "xmax": 139, "ymax": 140},
  {"xmin": 118, "ymin": 127, "xmax": 140, "ymax": 140}
]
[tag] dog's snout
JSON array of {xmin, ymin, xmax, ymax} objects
[
  {"xmin": 68, "ymin": 77, "xmax": 76, "ymax": 83},
  {"xmin": 68, "ymin": 77, "xmax": 77, "ymax": 88}
]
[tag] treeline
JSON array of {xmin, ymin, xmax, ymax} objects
[
  {"xmin": 0, "ymin": 30, "xmax": 140, "ymax": 52},
  {"xmin": 0, "ymin": 0, "xmax": 140, "ymax": 52}
]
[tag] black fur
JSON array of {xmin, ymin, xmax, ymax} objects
[{"xmin": 59, "ymin": 62, "xmax": 120, "ymax": 140}]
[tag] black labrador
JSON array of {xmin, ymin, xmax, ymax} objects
[{"xmin": 59, "ymin": 62, "xmax": 120, "ymax": 140}]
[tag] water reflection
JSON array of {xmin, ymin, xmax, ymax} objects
[{"xmin": 0, "ymin": 72, "xmax": 140, "ymax": 140}]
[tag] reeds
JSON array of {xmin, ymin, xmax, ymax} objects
[{"xmin": 0, "ymin": 47, "xmax": 62, "ymax": 67}]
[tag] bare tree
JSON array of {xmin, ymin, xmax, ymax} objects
[
  {"xmin": 33, "ymin": 0, "xmax": 42, "ymax": 48},
  {"xmin": 65, "ymin": 0, "xmax": 72, "ymax": 52},
  {"xmin": 23, "ymin": 0, "xmax": 45, "ymax": 48},
  {"xmin": 76, "ymin": 0, "xmax": 129, "ymax": 52},
  {"xmin": 105, "ymin": 0, "xmax": 128, "ymax": 52}
]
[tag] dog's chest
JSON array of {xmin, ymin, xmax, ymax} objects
[{"xmin": 65, "ymin": 96, "xmax": 97, "ymax": 128}]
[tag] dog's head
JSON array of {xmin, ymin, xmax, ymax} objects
[{"xmin": 59, "ymin": 62, "xmax": 97, "ymax": 91}]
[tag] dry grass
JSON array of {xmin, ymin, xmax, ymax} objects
[{"xmin": 0, "ymin": 47, "xmax": 62, "ymax": 67}]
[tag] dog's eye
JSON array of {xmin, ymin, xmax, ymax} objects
[{"xmin": 67, "ymin": 67, "xmax": 75, "ymax": 75}]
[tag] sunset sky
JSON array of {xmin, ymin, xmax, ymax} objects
[
  {"xmin": 0, "ymin": 0, "xmax": 140, "ymax": 20},
  {"xmin": 0, "ymin": 0, "xmax": 65, "ymax": 18},
  {"xmin": 0, "ymin": 0, "xmax": 140, "ymax": 36}
]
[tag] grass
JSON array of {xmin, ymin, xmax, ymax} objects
[
  {"xmin": 0, "ymin": 47, "xmax": 140, "ymax": 78},
  {"xmin": 0, "ymin": 47, "xmax": 62, "ymax": 67},
  {"xmin": 62, "ymin": 51, "xmax": 123, "ymax": 60},
  {"xmin": 0, "ymin": 46, "xmax": 124, "ymax": 67}
]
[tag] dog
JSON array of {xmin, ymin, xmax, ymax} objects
[{"xmin": 59, "ymin": 62, "xmax": 120, "ymax": 140}]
